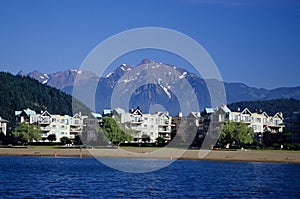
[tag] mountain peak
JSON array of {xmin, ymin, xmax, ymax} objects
[
  {"xmin": 139, "ymin": 58, "xmax": 156, "ymax": 65},
  {"xmin": 17, "ymin": 70, "xmax": 26, "ymax": 76}
]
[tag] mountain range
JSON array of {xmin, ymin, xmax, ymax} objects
[{"xmin": 19, "ymin": 59, "xmax": 300, "ymax": 115}]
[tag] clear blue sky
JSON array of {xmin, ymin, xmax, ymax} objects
[{"xmin": 0, "ymin": 0, "xmax": 299, "ymax": 89}]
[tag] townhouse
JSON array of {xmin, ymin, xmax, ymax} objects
[
  {"xmin": 112, "ymin": 107, "xmax": 172, "ymax": 143},
  {"xmin": 228, "ymin": 107, "xmax": 284, "ymax": 133},
  {"xmin": 15, "ymin": 108, "xmax": 88, "ymax": 142}
]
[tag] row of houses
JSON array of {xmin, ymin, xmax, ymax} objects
[
  {"xmin": 15, "ymin": 109, "xmax": 89, "ymax": 142},
  {"xmin": 0, "ymin": 105, "xmax": 288, "ymax": 144},
  {"xmin": 110, "ymin": 106, "xmax": 285, "ymax": 144},
  {"xmin": 112, "ymin": 108, "xmax": 173, "ymax": 143},
  {"xmin": 204, "ymin": 106, "xmax": 285, "ymax": 133}
]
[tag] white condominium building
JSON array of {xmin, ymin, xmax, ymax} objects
[
  {"xmin": 15, "ymin": 108, "xmax": 87, "ymax": 142},
  {"xmin": 228, "ymin": 107, "xmax": 284, "ymax": 133},
  {"xmin": 113, "ymin": 107, "xmax": 172, "ymax": 143}
]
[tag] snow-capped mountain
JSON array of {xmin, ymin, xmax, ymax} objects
[
  {"xmin": 19, "ymin": 69, "xmax": 99, "ymax": 89},
  {"xmin": 21, "ymin": 59, "xmax": 300, "ymax": 115},
  {"xmin": 27, "ymin": 70, "xmax": 51, "ymax": 84}
]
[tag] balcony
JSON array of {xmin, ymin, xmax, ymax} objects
[
  {"xmin": 158, "ymin": 127, "xmax": 171, "ymax": 132},
  {"xmin": 70, "ymin": 127, "xmax": 83, "ymax": 132},
  {"xmin": 40, "ymin": 126, "xmax": 51, "ymax": 132},
  {"xmin": 268, "ymin": 122, "xmax": 285, "ymax": 128},
  {"xmin": 39, "ymin": 119, "xmax": 51, "ymax": 124},
  {"xmin": 70, "ymin": 122, "xmax": 83, "ymax": 126},
  {"xmin": 130, "ymin": 118, "xmax": 143, "ymax": 124},
  {"xmin": 158, "ymin": 121, "xmax": 170, "ymax": 126}
]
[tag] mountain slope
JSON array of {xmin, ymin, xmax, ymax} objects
[
  {"xmin": 225, "ymin": 83, "xmax": 300, "ymax": 103},
  {"xmin": 0, "ymin": 72, "xmax": 90, "ymax": 127},
  {"xmin": 21, "ymin": 59, "xmax": 300, "ymax": 114}
]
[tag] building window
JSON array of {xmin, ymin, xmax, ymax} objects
[
  {"xmin": 257, "ymin": 118, "xmax": 261, "ymax": 123},
  {"xmin": 257, "ymin": 125, "xmax": 261, "ymax": 131}
]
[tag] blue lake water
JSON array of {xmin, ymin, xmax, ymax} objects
[{"xmin": 0, "ymin": 156, "xmax": 299, "ymax": 198}]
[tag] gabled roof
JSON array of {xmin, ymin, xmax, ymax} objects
[
  {"xmin": 15, "ymin": 111, "xmax": 22, "ymax": 116},
  {"xmin": 205, "ymin": 108, "xmax": 215, "ymax": 114},
  {"xmin": 103, "ymin": 109, "xmax": 112, "ymax": 115},
  {"xmin": 221, "ymin": 106, "xmax": 231, "ymax": 113},
  {"xmin": 24, "ymin": 109, "xmax": 36, "ymax": 116},
  {"xmin": 241, "ymin": 108, "xmax": 252, "ymax": 115},
  {"xmin": 273, "ymin": 112, "xmax": 283, "ymax": 120},
  {"xmin": 113, "ymin": 107, "xmax": 125, "ymax": 115},
  {"xmin": 188, "ymin": 112, "xmax": 200, "ymax": 118},
  {"xmin": 0, "ymin": 117, "xmax": 8, "ymax": 123},
  {"xmin": 41, "ymin": 111, "xmax": 51, "ymax": 117},
  {"xmin": 15, "ymin": 109, "xmax": 36, "ymax": 116},
  {"xmin": 91, "ymin": 112, "xmax": 102, "ymax": 118},
  {"xmin": 157, "ymin": 112, "xmax": 169, "ymax": 119},
  {"xmin": 262, "ymin": 112, "xmax": 269, "ymax": 118},
  {"xmin": 132, "ymin": 108, "xmax": 143, "ymax": 116},
  {"xmin": 73, "ymin": 113, "xmax": 82, "ymax": 119}
]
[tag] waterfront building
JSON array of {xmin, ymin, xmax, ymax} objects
[
  {"xmin": 203, "ymin": 105, "xmax": 285, "ymax": 143},
  {"xmin": 83, "ymin": 112, "xmax": 103, "ymax": 143},
  {"xmin": 0, "ymin": 116, "xmax": 8, "ymax": 135},
  {"xmin": 202, "ymin": 106, "xmax": 229, "ymax": 142},
  {"xmin": 284, "ymin": 112, "xmax": 300, "ymax": 143},
  {"xmin": 15, "ymin": 108, "xmax": 87, "ymax": 142},
  {"xmin": 228, "ymin": 107, "xmax": 284, "ymax": 133},
  {"xmin": 171, "ymin": 112, "xmax": 202, "ymax": 144},
  {"xmin": 112, "ymin": 107, "xmax": 172, "ymax": 143}
]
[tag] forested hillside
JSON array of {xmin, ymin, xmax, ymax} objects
[
  {"xmin": 0, "ymin": 72, "xmax": 90, "ymax": 127},
  {"xmin": 228, "ymin": 98, "xmax": 300, "ymax": 118}
]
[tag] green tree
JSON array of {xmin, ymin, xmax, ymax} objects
[
  {"xmin": 60, "ymin": 136, "xmax": 72, "ymax": 145},
  {"xmin": 156, "ymin": 137, "xmax": 166, "ymax": 144},
  {"xmin": 101, "ymin": 117, "xmax": 132, "ymax": 144},
  {"xmin": 13, "ymin": 123, "xmax": 42, "ymax": 144},
  {"xmin": 219, "ymin": 121, "xmax": 254, "ymax": 147},
  {"xmin": 47, "ymin": 134, "xmax": 57, "ymax": 142}
]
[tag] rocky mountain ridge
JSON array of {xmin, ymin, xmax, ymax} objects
[{"xmin": 18, "ymin": 59, "xmax": 300, "ymax": 115}]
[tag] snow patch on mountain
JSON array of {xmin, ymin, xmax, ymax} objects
[
  {"xmin": 159, "ymin": 84, "xmax": 171, "ymax": 99},
  {"xmin": 106, "ymin": 72, "xmax": 113, "ymax": 78},
  {"xmin": 179, "ymin": 72, "xmax": 187, "ymax": 79}
]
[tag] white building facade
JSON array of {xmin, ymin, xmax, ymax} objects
[
  {"xmin": 228, "ymin": 107, "xmax": 284, "ymax": 133},
  {"xmin": 15, "ymin": 108, "xmax": 87, "ymax": 142},
  {"xmin": 0, "ymin": 116, "xmax": 8, "ymax": 136},
  {"xmin": 113, "ymin": 108, "xmax": 172, "ymax": 143}
]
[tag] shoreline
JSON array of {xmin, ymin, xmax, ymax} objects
[{"xmin": 0, "ymin": 147, "xmax": 300, "ymax": 164}]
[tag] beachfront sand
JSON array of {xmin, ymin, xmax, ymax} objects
[{"xmin": 0, "ymin": 147, "xmax": 299, "ymax": 164}]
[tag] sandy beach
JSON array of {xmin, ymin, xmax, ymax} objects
[{"xmin": 0, "ymin": 147, "xmax": 300, "ymax": 164}]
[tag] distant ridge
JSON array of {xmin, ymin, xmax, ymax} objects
[
  {"xmin": 0, "ymin": 72, "xmax": 90, "ymax": 127},
  {"xmin": 18, "ymin": 59, "xmax": 300, "ymax": 114},
  {"xmin": 228, "ymin": 98, "xmax": 300, "ymax": 119}
]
